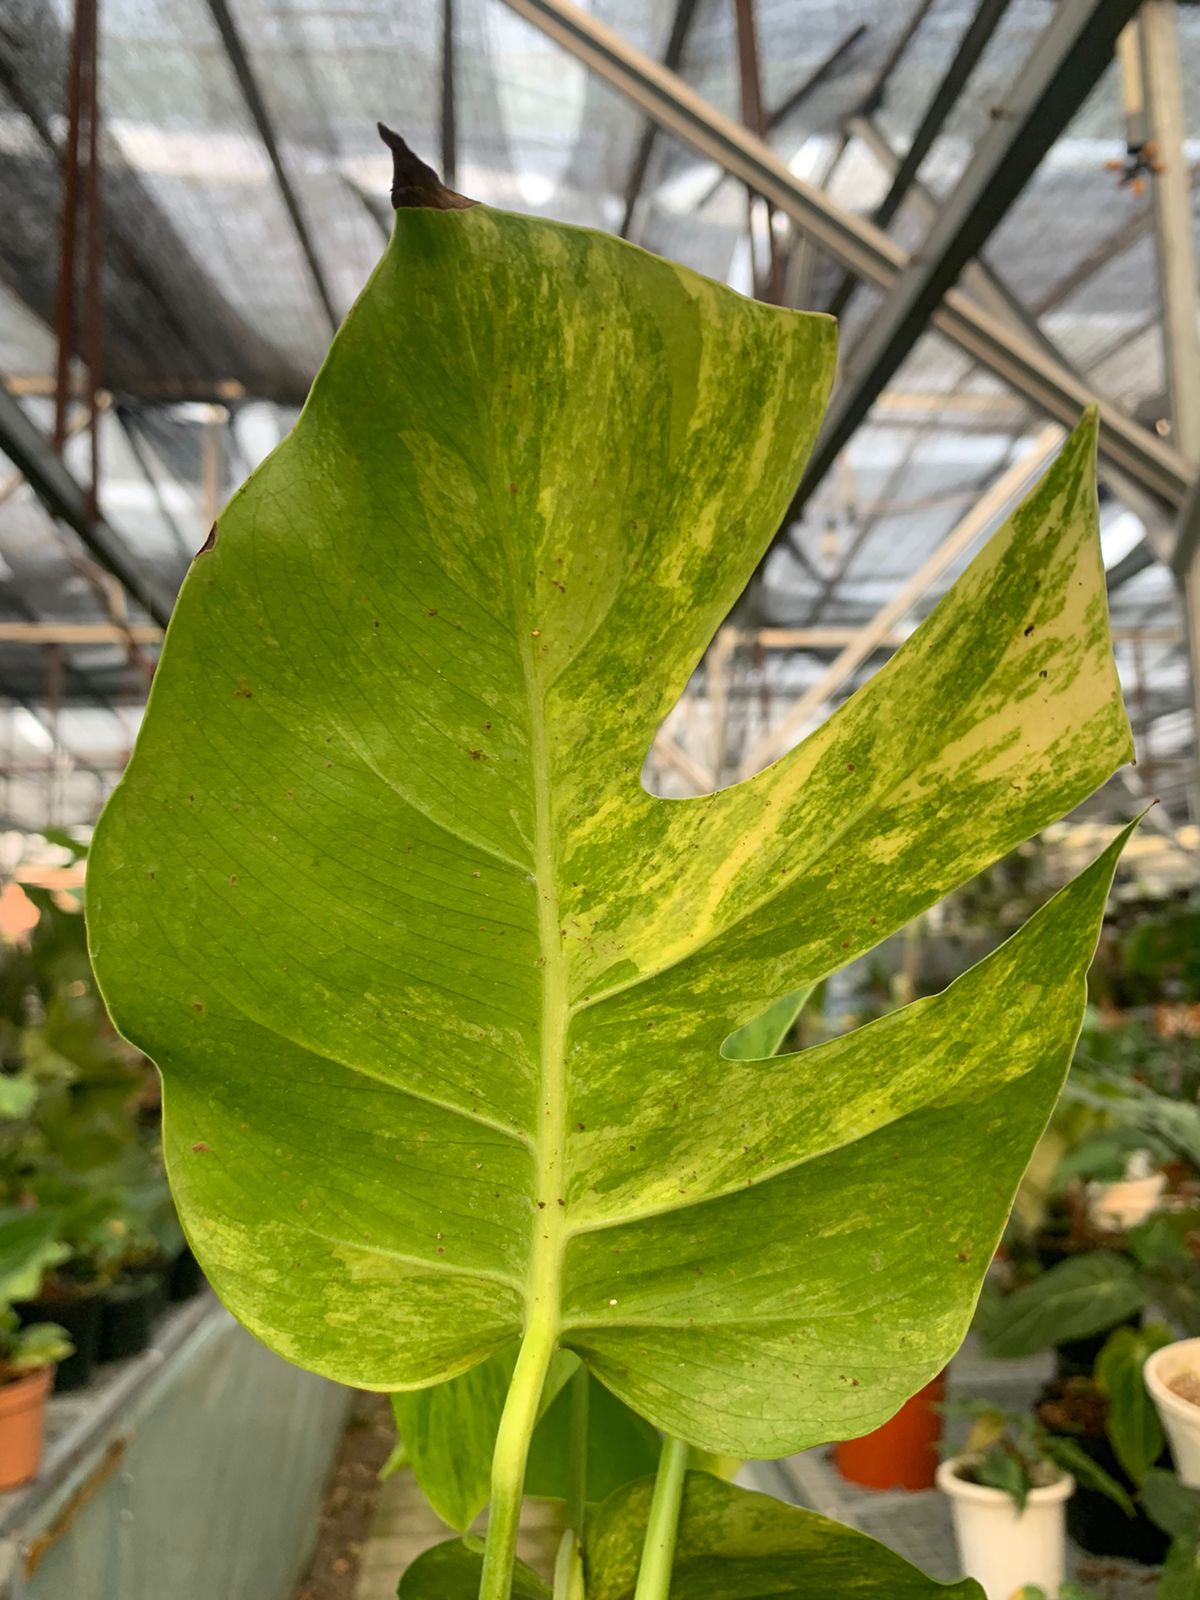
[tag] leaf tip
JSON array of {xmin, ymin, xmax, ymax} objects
[{"xmin": 376, "ymin": 124, "xmax": 476, "ymax": 212}]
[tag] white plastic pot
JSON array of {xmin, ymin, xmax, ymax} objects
[
  {"xmin": 937, "ymin": 1456, "xmax": 1074, "ymax": 1600},
  {"xmin": 1145, "ymin": 1338, "xmax": 1200, "ymax": 1487}
]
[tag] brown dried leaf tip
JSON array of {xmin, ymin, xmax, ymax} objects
[{"xmin": 377, "ymin": 124, "xmax": 476, "ymax": 212}]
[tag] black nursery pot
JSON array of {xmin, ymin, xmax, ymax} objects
[
  {"xmin": 98, "ymin": 1272, "xmax": 163, "ymax": 1362},
  {"xmin": 1063, "ymin": 1431, "xmax": 1171, "ymax": 1564},
  {"xmin": 167, "ymin": 1245, "xmax": 204, "ymax": 1302},
  {"xmin": 16, "ymin": 1293, "xmax": 102, "ymax": 1393}
]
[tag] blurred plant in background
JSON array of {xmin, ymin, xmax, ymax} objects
[{"xmin": 0, "ymin": 833, "xmax": 199, "ymax": 1393}]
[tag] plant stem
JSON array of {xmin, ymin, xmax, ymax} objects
[
  {"xmin": 552, "ymin": 1529, "xmax": 586, "ymax": 1600},
  {"xmin": 478, "ymin": 1318, "xmax": 557, "ymax": 1600},
  {"xmin": 632, "ymin": 1435, "xmax": 690, "ymax": 1600},
  {"xmin": 565, "ymin": 1363, "xmax": 590, "ymax": 1539}
]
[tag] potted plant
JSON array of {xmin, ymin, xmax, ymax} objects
[
  {"xmin": 937, "ymin": 1408, "xmax": 1078, "ymax": 1600},
  {"xmin": 0, "ymin": 1308, "xmax": 71, "ymax": 1490},
  {"xmin": 1034, "ymin": 1323, "xmax": 1174, "ymax": 1563},
  {"xmin": 939, "ymin": 1401, "xmax": 1137, "ymax": 1600},
  {"xmin": 1145, "ymin": 1336, "xmax": 1200, "ymax": 1487}
]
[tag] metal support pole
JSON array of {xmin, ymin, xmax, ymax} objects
[
  {"xmin": 440, "ymin": 0, "xmax": 457, "ymax": 189},
  {"xmin": 1138, "ymin": 0, "xmax": 1200, "ymax": 819},
  {"xmin": 850, "ymin": 111, "xmax": 1174, "ymax": 561},
  {"xmin": 0, "ymin": 385, "xmax": 174, "ymax": 627},
  {"xmin": 732, "ymin": 0, "xmax": 783, "ymax": 302},
  {"xmin": 618, "ymin": 0, "xmax": 701, "ymax": 240},
  {"xmin": 204, "ymin": 0, "xmax": 339, "ymax": 334},
  {"xmin": 82, "ymin": 0, "xmax": 102, "ymax": 519},
  {"xmin": 826, "ymin": 0, "xmax": 1012, "ymax": 319},
  {"xmin": 692, "ymin": 24, "xmax": 867, "ymax": 219}
]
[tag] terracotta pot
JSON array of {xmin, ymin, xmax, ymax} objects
[
  {"xmin": 0, "ymin": 1366, "xmax": 53, "ymax": 1491},
  {"xmin": 835, "ymin": 1372, "xmax": 946, "ymax": 1491}
]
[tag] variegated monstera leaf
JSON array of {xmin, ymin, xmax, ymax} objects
[{"xmin": 87, "ymin": 153, "xmax": 1131, "ymax": 1459}]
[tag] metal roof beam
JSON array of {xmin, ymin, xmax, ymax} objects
[
  {"xmin": 788, "ymin": 0, "xmax": 1145, "ymax": 529},
  {"xmin": 850, "ymin": 110, "xmax": 1174, "ymax": 567},
  {"xmin": 499, "ymin": 0, "xmax": 1187, "ymax": 513},
  {"xmin": 204, "ymin": 0, "xmax": 339, "ymax": 334},
  {"xmin": 618, "ymin": 0, "xmax": 701, "ymax": 239},
  {"xmin": 691, "ymin": 22, "xmax": 868, "ymax": 217},
  {"xmin": 0, "ymin": 385, "xmax": 173, "ymax": 627},
  {"xmin": 115, "ymin": 407, "xmax": 193, "ymax": 565},
  {"xmin": 827, "ymin": 0, "xmax": 1012, "ymax": 318},
  {"xmin": 740, "ymin": 425, "xmax": 1064, "ymax": 776}
]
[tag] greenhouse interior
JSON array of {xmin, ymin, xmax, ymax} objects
[{"xmin": 4, "ymin": 1, "xmax": 1200, "ymax": 1598}]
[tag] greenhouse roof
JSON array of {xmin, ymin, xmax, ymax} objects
[{"xmin": 0, "ymin": 0, "xmax": 1196, "ymax": 848}]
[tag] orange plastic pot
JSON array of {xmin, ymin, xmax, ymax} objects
[
  {"xmin": 0, "ymin": 1367, "xmax": 52, "ymax": 1491},
  {"xmin": 835, "ymin": 1372, "xmax": 946, "ymax": 1491}
]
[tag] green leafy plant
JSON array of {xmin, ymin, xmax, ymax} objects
[
  {"xmin": 0, "ymin": 1308, "xmax": 71, "ymax": 1382},
  {"xmin": 1014, "ymin": 1585, "xmax": 1103, "ymax": 1600},
  {"xmin": 944, "ymin": 1399, "xmax": 1132, "ymax": 1516},
  {"xmin": 86, "ymin": 136, "xmax": 1135, "ymax": 1598},
  {"xmin": 979, "ymin": 1216, "xmax": 1200, "ymax": 1360},
  {"xmin": 0, "ymin": 869, "xmax": 178, "ymax": 1299},
  {"xmin": 1140, "ymin": 1469, "xmax": 1200, "ymax": 1599},
  {"xmin": 1094, "ymin": 1322, "xmax": 1173, "ymax": 1484},
  {"xmin": 0, "ymin": 1208, "xmax": 72, "ymax": 1381}
]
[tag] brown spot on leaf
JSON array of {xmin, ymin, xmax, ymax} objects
[{"xmin": 191, "ymin": 1141, "xmax": 211, "ymax": 1154}]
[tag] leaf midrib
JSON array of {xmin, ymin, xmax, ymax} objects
[{"xmin": 520, "ymin": 604, "xmax": 571, "ymax": 1346}]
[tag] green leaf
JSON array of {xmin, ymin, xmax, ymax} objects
[
  {"xmin": 1038, "ymin": 1435, "xmax": 1134, "ymax": 1517},
  {"xmin": 0, "ymin": 1207, "xmax": 67, "ymax": 1305},
  {"xmin": 525, "ymin": 1372, "xmax": 660, "ymax": 1505},
  {"xmin": 88, "ymin": 197, "xmax": 1132, "ymax": 1457},
  {"xmin": 390, "ymin": 1348, "xmax": 655, "ymax": 1530},
  {"xmin": 1128, "ymin": 1212, "xmax": 1200, "ymax": 1270},
  {"xmin": 0, "ymin": 1076, "xmax": 37, "ymax": 1120},
  {"xmin": 586, "ymin": 1470, "xmax": 983, "ymax": 1598},
  {"xmin": 9, "ymin": 1320, "xmax": 73, "ymax": 1372},
  {"xmin": 390, "ymin": 1344, "xmax": 576, "ymax": 1530},
  {"xmin": 971, "ymin": 1446, "xmax": 1033, "ymax": 1512},
  {"xmin": 1158, "ymin": 1535, "xmax": 1200, "ymax": 1600},
  {"xmin": 396, "ymin": 1536, "xmax": 550, "ymax": 1599},
  {"xmin": 982, "ymin": 1253, "xmax": 1148, "ymax": 1360},
  {"xmin": 720, "ymin": 986, "xmax": 812, "ymax": 1061},
  {"xmin": 1095, "ymin": 1322, "xmax": 1171, "ymax": 1484},
  {"xmin": 1143, "ymin": 1468, "xmax": 1200, "ymax": 1541}
]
